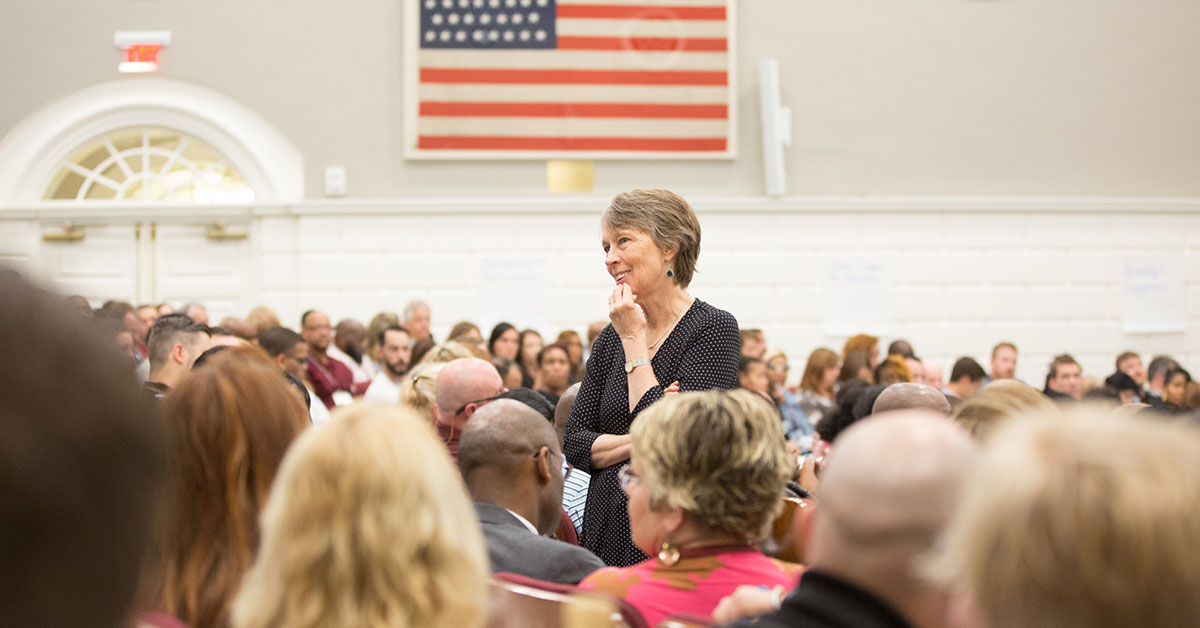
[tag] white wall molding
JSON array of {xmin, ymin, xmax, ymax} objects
[
  {"xmin": 0, "ymin": 78, "xmax": 304, "ymax": 204},
  {"xmin": 4, "ymin": 195, "xmax": 1200, "ymax": 220}
]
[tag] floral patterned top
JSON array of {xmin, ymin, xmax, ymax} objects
[{"xmin": 577, "ymin": 545, "xmax": 803, "ymax": 626}]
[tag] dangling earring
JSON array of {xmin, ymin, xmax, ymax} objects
[
  {"xmin": 658, "ymin": 536, "xmax": 680, "ymax": 566},
  {"xmin": 666, "ymin": 269, "xmax": 674, "ymax": 278}
]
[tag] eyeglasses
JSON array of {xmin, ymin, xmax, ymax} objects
[
  {"xmin": 454, "ymin": 388, "xmax": 508, "ymax": 416},
  {"xmin": 767, "ymin": 363, "xmax": 790, "ymax": 371},
  {"xmin": 617, "ymin": 465, "xmax": 640, "ymax": 493}
]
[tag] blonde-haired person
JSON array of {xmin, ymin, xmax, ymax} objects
[
  {"xmin": 233, "ymin": 403, "xmax": 488, "ymax": 628},
  {"xmin": 565, "ymin": 189, "xmax": 741, "ymax": 567},
  {"xmin": 400, "ymin": 361, "xmax": 446, "ymax": 423},
  {"xmin": 951, "ymin": 379, "xmax": 1056, "ymax": 442},
  {"xmin": 578, "ymin": 390, "xmax": 801, "ymax": 625},
  {"xmin": 874, "ymin": 355, "xmax": 912, "ymax": 387},
  {"xmin": 936, "ymin": 411, "xmax": 1200, "ymax": 628},
  {"xmin": 418, "ymin": 340, "xmax": 479, "ymax": 365}
]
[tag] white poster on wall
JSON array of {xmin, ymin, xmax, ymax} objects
[
  {"xmin": 478, "ymin": 256, "xmax": 550, "ymax": 334},
  {"xmin": 823, "ymin": 257, "xmax": 892, "ymax": 336},
  {"xmin": 1122, "ymin": 255, "xmax": 1186, "ymax": 333}
]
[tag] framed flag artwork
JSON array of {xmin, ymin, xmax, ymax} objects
[{"xmin": 404, "ymin": 0, "xmax": 736, "ymax": 159}]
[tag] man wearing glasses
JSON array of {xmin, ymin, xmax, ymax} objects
[
  {"xmin": 434, "ymin": 357, "xmax": 508, "ymax": 460},
  {"xmin": 458, "ymin": 399, "xmax": 604, "ymax": 584}
]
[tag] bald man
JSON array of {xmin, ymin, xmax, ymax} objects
[
  {"xmin": 872, "ymin": 382, "xmax": 952, "ymax": 417},
  {"xmin": 434, "ymin": 357, "xmax": 506, "ymax": 460},
  {"xmin": 923, "ymin": 360, "xmax": 944, "ymax": 390},
  {"xmin": 555, "ymin": 383, "xmax": 589, "ymax": 537},
  {"xmin": 327, "ymin": 318, "xmax": 371, "ymax": 385},
  {"xmin": 718, "ymin": 412, "xmax": 976, "ymax": 627},
  {"xmin": 459, "ymin": 399, "xmax": 604, "ymax": 584}
]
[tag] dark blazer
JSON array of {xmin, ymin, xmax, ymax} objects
[
  {"xmin": 474, "ymin": 502, "xmax": 605, "ymax": 585},
  {"xmin": 726, "ymin": 570, "xmax": 913, "ymax": 628}
]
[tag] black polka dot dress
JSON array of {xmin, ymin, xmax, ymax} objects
[{"xmin": 564, "ymin": 299, "xmax": 740, "ymax": 567}]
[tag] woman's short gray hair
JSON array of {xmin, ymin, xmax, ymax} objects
[
  {"xmin": 603, "ymin": 189, "xmax": 701, "ymax": 288},
  {"xmin": 630, "ymin": 389, "xmax": 792, "ymax": 542}
]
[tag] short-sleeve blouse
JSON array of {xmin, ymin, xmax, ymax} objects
[{"xmin": 563, "ymin": 298, "xmax": 740, "ymax": 566}]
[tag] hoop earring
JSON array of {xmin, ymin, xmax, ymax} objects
[
  {"xmin": 666, "ymin": 269, "xmax": 674, "ymax": 278},
  {"xmin": 657, "ymin": 536, "xmax": 680, "ymax": 566}
]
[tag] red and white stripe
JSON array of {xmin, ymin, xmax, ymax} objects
[{"xmin": 413, "ymin": 0, "xmax": 732, "ymax": 156}]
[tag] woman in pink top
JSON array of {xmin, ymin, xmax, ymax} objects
[{"xmin": 578, "ymin": 390, "xmax": 802, "ymax": 625}]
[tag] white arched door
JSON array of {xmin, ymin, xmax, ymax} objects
[{"xmin": 0, "ymin": 79, "xmax": 303, "ymax": 318}]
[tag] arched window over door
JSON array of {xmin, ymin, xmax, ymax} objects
[
  {"xmin": 0, "ymin": 78, "xmax": 303, "ymax": 205},
  {"xmin": 44, "ymin": 127, "xmax": 255, "ymax": 202}
]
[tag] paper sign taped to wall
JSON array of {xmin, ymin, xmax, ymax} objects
[
  {"xmin": 1122, "ymin": 255, "xmax": 1186, "ymax": 333},
  {"xmin": 823, "ymin": 258, "xmax": 893, "ymax": 336},
  {"xmin": 478, "ymin": 257, "xmax": 550, "ymax": 334}
]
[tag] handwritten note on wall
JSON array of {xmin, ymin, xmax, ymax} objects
[
  {"xmin": 478, "ymin": 257, "xmax": 550, "ymax": 334},
  {"xmin": 824, "ymin": 257, "xmax": 893, "ymax": 336},
  {"xmin": 1122, "ymin": 256, "xmax": 1186, "ymax": 333}
]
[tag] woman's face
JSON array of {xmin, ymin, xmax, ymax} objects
[
  {"xmin": 624, "ymin": 458, "xmax": 668, "ymax": 556},
  {"xmin": 562, "ymin": 336, "xmax": 584, "ymax": 365},
  {"xmin": 502, "ymin": 363, "xmax": 524, "ymax": 390},
  {"xmin": 739, "ymin": 362, "xmax": 770, "ymax": 395},
  {"xmin": 602, "ymin": 225, "xmax": 671, "ymax": 296},
  {"xmin": 540, "ymin": 347, "xmax": 571, "ymax": 390},
  {"xmin": 868, "ymin": 345, "xmax": 880, "ymax": 369},
  {"xmin": 1165, "ymin": 373, "xmax": 1188, "ymax": 405},
  {"xmin": 821, "ymin": 366, "xmax": 840, "ymax": 392},
  {"xmin": 493, "ymin": 328, "xmax": 519, "ymax": 360},
  {"xmin": 766, "ymin": 357, "xmax": 788, "ymax": 387},
  {"xmin": 520, "ymin": 333, "xmax": 543, "ymax": 366}
]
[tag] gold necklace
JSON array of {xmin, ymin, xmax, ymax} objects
[{"xmin": 648, "ymin": 299, "xmax": 690, "ymax": 351}]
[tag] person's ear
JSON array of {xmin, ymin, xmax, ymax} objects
[
  {"xmin": 534, "ymin": 446, "xmax": 553, "ymax": 484},
  {"xmin": 274, "ymin": 353, "xmax": 288, "ymax": 371},
  {"xmin": 663, "ymin": 505, "xmax": 687, "ymax": 534},
  {"xmin": 171, "ymin": 343, "xmax": 186, "ymax": 366}
]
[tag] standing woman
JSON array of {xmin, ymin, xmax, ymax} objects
[{"xmin": 564, "ymin": 189, "xmax": 740, "ymax": 567}]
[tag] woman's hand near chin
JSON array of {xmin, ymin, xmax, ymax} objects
[{"xmin": 608, "ymin": 284, "xmax": 647, "ymax": 341}]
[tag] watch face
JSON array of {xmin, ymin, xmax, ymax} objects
[{"xmin": 625, "ymin": 360, "xmax": 633, "ymax": 373}]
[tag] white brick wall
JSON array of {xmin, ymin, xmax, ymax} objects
[{"xmin": 2, "ymin": 196, "xmax": 1198, "ymax": 385}]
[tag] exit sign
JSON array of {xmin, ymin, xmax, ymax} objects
[{"xmin": 114, "ymin": 31, "xmax": 171, "ymax": 73}]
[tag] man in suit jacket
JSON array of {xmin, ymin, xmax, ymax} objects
[{"xmin": 459, "ymin": 399, "xmax": 605, "ymax": 585}]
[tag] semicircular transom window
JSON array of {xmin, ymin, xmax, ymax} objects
[{"xmin": 43, "ymin": 127, "xmax": 255, "ymax": 202}]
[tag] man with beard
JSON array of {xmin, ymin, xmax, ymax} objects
[
  {"xmin": 301, "ymin": 310, "xmax": 366, "ymax": 409},
  {"xmin": 327, "ymin": 318, "xmax": 372, "ymax": 386},
  {"xmin": 364, "ymin": 325, "xmax": 412, "ymax": 404}
]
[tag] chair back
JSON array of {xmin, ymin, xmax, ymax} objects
[
  {"xmin": 767, "ymin": 496, "xmax": 815, "ymax": 563},
  {"xmin": 489, "ymin": 573, "xmax": 648, "ymax": 628}
]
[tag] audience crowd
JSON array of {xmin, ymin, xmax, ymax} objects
[{"xmin": 4, "ymin": 189, "xmax": 1200, "ymax": 628}]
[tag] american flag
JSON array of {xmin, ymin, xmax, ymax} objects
[{"xmin": 408, "ymin": 0, "xmax": 733, "ymax": 158}]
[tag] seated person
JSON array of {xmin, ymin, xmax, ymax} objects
[
  {"xmin": 555, "ymin": 384, "xmax": 590, "ymax": 537},
  {"xmin": 458, "ymin": 399, "xmax": 604, "ymax": 584},
  {"xmin": 2, "ymin": 271, "xmax": 166, "ymax": 628},
  {"xmin": 934, "ymin": 410, "xmax": 1200, "ymax": 628},
  {"xmin": 715, "ymin": 411, "xmax": 976, "ymax": 627},
  {"xmin": 579, "ymin": 390, "xmax": 801, "ymax": 626},
  {"xmin": 233, "ymin": 403, "xmax": 489, "ymax": 628},
  {"xmin": 150, "ymin": 348, "xmax": 311, "ymax": 628}
]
